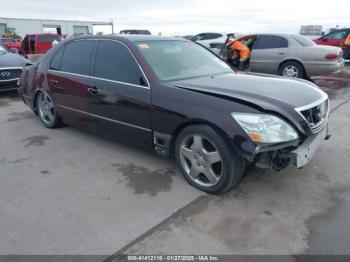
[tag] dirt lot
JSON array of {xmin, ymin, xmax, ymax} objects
[{"xmin": 1, "ymin": 67, "xmax": 350, "ymax": 257}]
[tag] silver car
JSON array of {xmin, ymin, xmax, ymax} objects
[{"xmin": 224, "ymin": 33, "xmax": 345, "ymax": 78}]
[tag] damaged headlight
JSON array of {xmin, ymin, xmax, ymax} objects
[{"xmin": 231, "ymin": 113, "xmax": 299, "ymax": 143}]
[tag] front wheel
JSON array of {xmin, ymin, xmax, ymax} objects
[
  {"xmin": 278, "ymin": 61, "xmax": 305, "ymax": 79},
  {"xmin": 175, "ymin": 125, "xmax": 244, "ymax": 194},
  {"xmin": 36, "ymin": 91, "xmax": 63, "ymax": 128}
]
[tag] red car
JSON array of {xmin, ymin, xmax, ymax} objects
[
  {"xmin": 0, "ymin": 37, "xmax": 22, "ymax": 53},
  {"xmin": 314, "ymin": 28, "xmax": 350, "ymax": 50},
  {"xmin": 21, "ymin": 34, "xmax": 61, "ymax": 55}
]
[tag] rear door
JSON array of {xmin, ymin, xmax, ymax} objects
[
  {"xmin": 250, "ymin": 35, "xmax": 289, "ymax": 74},
  {"xmin": 87, "ymin": 39, "xmax": 152, "ymax": 147},
  {"xmin": 48, "ymin": 39, "xmax": 97, "ymax": 129}
]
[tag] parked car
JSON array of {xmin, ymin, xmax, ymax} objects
[
  {"xmin": 314, "ymin": 28, "xmax": 350, "ymax": 51},
  {"xmin": 21, "ymin": 34, "xmax": 62, "ymax": 55},
  {"xmin": 120, "ymin": 30, "xmax": 151, "ymax": 35},
  {"xmin": 224, "ymin": 34, "xmax": 344, "ymax": 79},
  {"xmin": 0, "ymin": 42, "xmax": 29, "ymax": 92},
  {"xmin": 191, "ymin": 32, "xmax": 236, "ymax": 55},
  {"xmin": 0, "ymin": 37, "xmax": 22, "ymax": 53},
  {"xmin": 18, "ymin": 35, "xmax": 330, "ymax": 194},
  {"xmin": 191, "ymin": 32, "xmax": 235, "ymax": 46}
]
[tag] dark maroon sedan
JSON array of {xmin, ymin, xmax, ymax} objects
[{"xmin": 18, "ymin": 35, "xmax": 330, "ymax": 194}]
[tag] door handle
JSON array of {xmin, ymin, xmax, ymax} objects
[
  {"xmin": 88, "ymin": 86, "xmax": 99, "ymax": 95},
  {"xmin": 278, "ymin": 52, "xmax": 286, "ymax": 55}
]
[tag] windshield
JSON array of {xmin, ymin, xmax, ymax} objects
[
  {"xmin": 292, "ymin": 35, "xmax": 316, "ymax": 47},
  {"xmin": 0, "ymin": 45, "xmax": 8, "ymax": 54},
  {"xmin": 136, "ymin": 40, "xmax": 232, "ymax": 81}
]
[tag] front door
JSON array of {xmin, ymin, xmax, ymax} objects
[
  {"xmin": 87, "ymin": 39, "xmax": 152, "ymax": 148},
  {"xmin": 250, "ymin": 35, "xmax": 289, "ymax": 74}
]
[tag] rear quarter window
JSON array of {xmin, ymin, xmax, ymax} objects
[
  {"xmin": 292, "ymin": 35, "xmax": 316, "ymax": 47},
  {"xmin": 50, "ymin": 46, "xmax": 65, "ymax": 70}
]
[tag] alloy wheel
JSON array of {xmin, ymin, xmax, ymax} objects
[
  {"xmin": 283, "ymin": 65, "xmax": 299, "ymax": 78},
  {"xmin": 38, "ymin": 92, "xmax": 56, "ymax": 126},
  {"xmin": 179, "ymin": 134, "xmax": 223, "ymax": 187}
]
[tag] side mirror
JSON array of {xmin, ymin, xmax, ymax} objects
[{"xmin": 9, "ymin": 47, "xmax": 19, "ymax": 54}]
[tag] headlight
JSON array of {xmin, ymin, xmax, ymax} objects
[{"xmin": 231, "ymin": 113, "xmax": 298, "ymax": 143}]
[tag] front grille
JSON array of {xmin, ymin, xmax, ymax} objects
[
  {"xmin": 299, "ymin": 99, "xmax": 329, "ymax": 133},
  {"xmin": 0, "ymin": 82, "xmax": 19, "ymax": 91},
  {"xmin": 0, "ymin": 68, "xmax": 22, "ymax": 81}
]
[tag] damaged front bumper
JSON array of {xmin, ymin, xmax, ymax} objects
[
  {"xmin": 291, "ymin": 126, "xmax": 329, "ymax": 168},
  {"xmin": 253, "ymin": 126, "xmax": 330, "ymax": 171}
]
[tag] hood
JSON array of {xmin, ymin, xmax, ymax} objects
[
  {"xmin": 168, "ymin": 72, "xmax": 325, "ymax": 111},
  {"xmin": 0, "ymin": 52, "xmax": 28, "ymax": 68}
]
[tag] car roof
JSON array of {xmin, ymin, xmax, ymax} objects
[
  {"xmin": 26, "ymin": 33, "xmax": 60, "ymax": 36},
  {"xmin": 238, "ymin": 33, "xmax": 299, "ymax": 38},
  {"xmin": 73, "ymin": 34, "xmax": 188, "ymax": 42},
  {"xmin": 120, "ymin": 29, "xmax": 150, "ymax": 32}
]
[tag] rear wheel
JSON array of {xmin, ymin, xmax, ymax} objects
[
  {"xmin": 175, "ymin": 125, "xmax": 244, "ymax": 194},
  {"xmin": 36, "ymin": 91, "xmax": 63, "ymax": 128},
  {"xmin": 278, "ymin": 61, "xmax": 305, "ymax": 79}
]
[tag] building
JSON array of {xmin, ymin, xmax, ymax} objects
[
  {"xmin": 299, "ymin": 25, "xmax": 323, "ymax": 36},
  {"xmin": 0, "ymin": 17, "xmax": 114, "ymax": 38}
]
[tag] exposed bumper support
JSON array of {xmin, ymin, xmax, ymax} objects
[{"xmin": 291, "ymin": 127, "xmax": 328, "ymax": 168}]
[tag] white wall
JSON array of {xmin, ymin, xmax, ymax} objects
[{"xmin": 0, "ymin": 18, "xmax": 111, "ymax": 37}]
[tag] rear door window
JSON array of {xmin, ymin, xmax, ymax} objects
[
  {"xmin": 255, "ymin": 35, "xmax": 289, "ymax": 49},
  {"xmin": 93, "ymin": 40, "xmax": 142, "ymax": 85},
  {"xmin": 61, "ymin": 40, "xmax": 96, "ymax": 75}
]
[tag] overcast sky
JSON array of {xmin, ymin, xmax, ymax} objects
[{"xmin": 0, "ymin": 0, "xmax": 349, "ymax": 35}]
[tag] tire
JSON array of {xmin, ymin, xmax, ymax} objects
[
  {"xmin": 278, "ymin": 61, "xmax": 305, "ymax": 79},
  {"xmin": 36, "ymin": 91, "xmax": 64, "ymax": 128},
  {"xmin": 175, "ymin": 125, "xmax": 245, "ymax": 194}
]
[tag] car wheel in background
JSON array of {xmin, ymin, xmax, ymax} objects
[
  {"xmin": 175, "ymin": 125, "xmax": 244, "ymax": 194},
  {"xmin": 278, "ymin": 61, "xmax": 305, "ymax": 79},
  {"xmin": 36, "ymin": 91, "xmax": 63, "ymax": 128}
]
